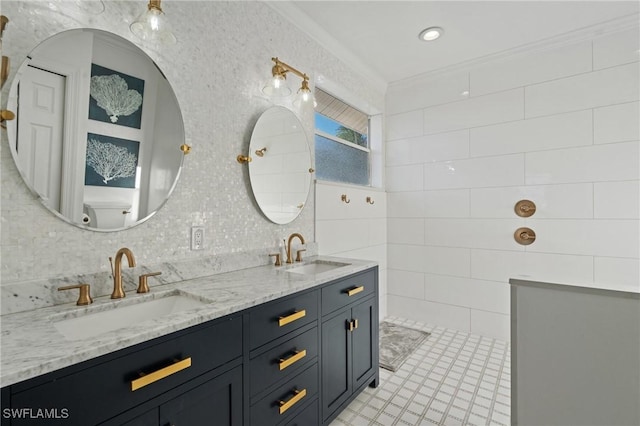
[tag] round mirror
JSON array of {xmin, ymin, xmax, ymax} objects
[
  {"xmin": 6, "ymin": 29, "xmax": 185, "ymax": 232},
  {"xmin": 248, "ymin": 107, "xmax": 312, "ymax": 224}
]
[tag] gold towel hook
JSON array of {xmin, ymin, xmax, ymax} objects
[
  {"xmin": 366, "ymin": 196, "xmax": 375, "ymax": 205},
  {"xmin": 341, "ymin": 194, "xmax": 350, "ymax": 204}
]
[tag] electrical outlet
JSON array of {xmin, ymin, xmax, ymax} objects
[{"xmin": 191, "ymin": 226, "xmax": 204, "ymax": 250}]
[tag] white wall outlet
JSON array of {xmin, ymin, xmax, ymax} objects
[{"xmin": 191, "ymin": 226, "xmax": 205, "ymax": 250}]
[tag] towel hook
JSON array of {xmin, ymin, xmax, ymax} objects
[{"xmin": 341, "ymin": 194, "xmax": 350, "ymax": 204}]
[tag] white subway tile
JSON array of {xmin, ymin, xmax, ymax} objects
[
  {"xmin": 424, "ymin": 274, "xmax": 510, "ymax": 314},
  {"xmin": 470, "ymin": 184, "xmax": 594, "ymax": 219},
  {"xmin": 425, "ymin": 154, "xmax": 525, "ymax": 190},
  {"xmin": 388, "ymin": 244, "xmax": 426, "ymax": 273},
  {"xmin": 424, "ymin": 219, "xmax": 472, "ymax": 248},
  {"xmin": 471, "ymin": 41, "xmax": 592, "ymax": 96},
  {"xmin": 386, "ymin": 138, "xmax": 425, "ymax": 167},
  {"xmin": 387, "ymin": 269, "xmax": 425, "ymax": 299},
  {"xmin": 422, "ymin": 246, "xmax": 471, "ymax": 277},
  {"xmin": 470, "ymin": 310, "xmax": 510, "ymax": 341},
  {"xmin": 315, "ymin": 182, "xmax": 351, "ymax": 220},
  {"xmin": 593, "ymin": 27, "xmax": 640, "ymax": 70},
  {"xmin": 387, "ymin": 191, "xmax": 425, "ymax": 218},
  {"xmin": 525, "ymin": 141, "xmax": 639, "ymax": 185},
  {"xmin": 424, "ymin": 189, "xmax": 470, "ymax": 218},
  {"xmin": 594, "ymin": 180, "xmax": 640, "ymax": 219},
  {"xmin": 525, "ymin": 62, "xmax": 640, "ymax": 117},
  {"xmin": 526, "ymin": 219, "xmax": 639, "ymax": 258},
  {"xmin": 316, "ymin": 219, "xmax": 369, "ymax": 254},
  {"xmin": 387, "ymin": 164, "xmax": 424, "ymax": 192},
  {"xmin": 421, "ymin": 130, "xmax": 470, "ymax": 163},
  {"xmin": 470, "ymin": 109, "xmax": 592, "ymax": 157},
  {"xmin": 471, "ymin": 249, "xmax": 526, "ymax": 282},
  {"xmin": 387, "ymin": 295, "xmax": 471, "ymax": 332},
  {"xmin": 388, "ymin": 218, "xmax": 425, "ymax": 245},
  {"xmin": 337, "ymin": 245, "xmax": 388, "ymax": 270},
  {"xmin": 369, "ymin": 218, "xmax": 387, "ymax": 246},
  {"xmin": 424, "ymin": 218, "xmax": 524, "ymax": 251},
  {"xmin": 423, "ymin": 89, "xmax": 524, "ymax": 134},
  {"xmin": 593, "ymin": 101, "xmax": 640, "ymax": 144},
  {"xmin": 594, "ymin": 257, "xmax": 640, "ymax": 292},
  {"xmin": 387, "ymin": 110, "xmax": 423, "ymax": 141},
  {"xmin": 387, "ymin": 71, "xmax": 470, "ymax": 114}
]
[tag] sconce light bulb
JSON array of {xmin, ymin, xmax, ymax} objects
[{"xmin": 130, "ymin": 0, "xmax": 176, "ymax": 44}]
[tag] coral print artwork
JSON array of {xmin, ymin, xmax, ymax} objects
[
  {"xmin": 85, "ymin": 133, "xmax": 139, "ymax": 188},
  {"xmin": 88, "ymin": 64, "xmax": 145, "ymax": 129}
]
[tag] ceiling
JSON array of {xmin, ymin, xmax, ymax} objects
[{"xmin": 270, "ymin": 1, "xmax": 640, "ymax": 87}]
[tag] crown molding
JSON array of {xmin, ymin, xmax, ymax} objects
[{"xmin": 264, "ymin": 1, "xmax": 388, "ymax": 95}]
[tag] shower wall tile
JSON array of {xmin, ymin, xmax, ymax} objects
[
  {"xmin": 424, "ymin": 154, "xmax": 525, "ymax": 190},
  {"xmin": 388, "ymin": 295, "xmax": 471, "ymax": 332},
  {"xmin": 423, "ymin": 274, "xmax": 510, "ymax": 315},
  {"xmin": 424, "ymin": 189, "xmax": 470, "ymax": 218},
  {"xmin": 594, "ymin": 257, "xmax": 640, "ymax": 292},
  {"xmin": 387, "ymin": 110, "xmax": 424, "ymax": 141},
  {"xmin": 387, "ymin": 191, "xmax": 425, "ymax": 218},
  {"xmin": 470, "ymin": 310, "xmax": 510, "ymax": 341},
  {"xmin": 386, "ymin": 71, "xmax": 470, "ymax": 115},
  {"xmin": 388, "ymin": 218, "xmax": 425, "ymax": 245},
  {"xmin": 424, "ymin": 219, "xmax": 524, "ymax": 251},
  {"xmin": 593, "ymin": 102, "xmax": 640, "ymax": 144},
  {"xmin": 386, "ymin": 129, "xmax": 469, "ymax": 166},
  {"xmin": 592, "ymin": 27, "xmax": 640, "ymax": 70},
  {"xmin": 387, "ymin": 164, "xmax": 424, "ymax": 192},
  {"xmin": 594, "ymin": 181, "xmax": 640, "ymax": 219},
  {"xmin": 388, "ymin": 269, "xmax": 425, "ymax": 299}
]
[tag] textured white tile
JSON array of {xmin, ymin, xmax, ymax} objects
[
  {"xmin": 470, "ymin": 110, "xmax": 592, "ymax": 157},
  {"xmin": 594, "ymin": 257, "xmax": 640, "ymax": 292},
  {"xmin": 387, "ymin": 269, "xmax": 425, "ymax": 299},
  {"xmin": 525, "ymin": 62, "xmax": 640, "ymax": 117},
  {"xmin": 387, "ymin": 191, "xmax": 425, "ymax": 218},
  {"xmin": 425, "ymin": 189, "xmax": 470, "ymax": 218},
  {"xmin": 425, "ymin": 154, "xmax": 525, "ymax": 190},
  {"xmin": 525, "ymin": 142, "xmax": 639, "ymax": 185},
  {"xmin": 388, "ymin": 218, "xmax": 425, "ymax": 245},
  {"xmin": 424, "ymin": 274, "xmax": 510, "ymax": 314},
  {"xmin": 593, "ymin": 27, "xmax": 640, "ymax": 70},
  {"xmin": 387, "ymin": 71, "xmax": 470, "ymax": 114},
  {"xmin": 423, "ymin": 89, "xmax": 524, "ymax": 135},
  {"xmin": 387, "ymin": 164, "xmax": 424, "ymax": 192},
  {"xmin": 470, "ymin": 41, "xmax": 592, "ymax": 96},
  {"xmin": 470, "ymin": 311, "xmax": 510, "ymax": 341},
  {"xmin": 470, "ymin": 184, "xmax": 594, "ymax": 219},
  {"xmin": 594, "ymin": 181, "xmax": 640, "ymax": 219},
  {"xmin": 387, "ymin": 110, "xmax": 424, "ymax": 141},
  {"xmin": 387, "ymin": 295, "xmax": 471, "ymax": 332},
  {"xmin": 593, "ymin": 101, "xmax": 640, "ymax": 144}
]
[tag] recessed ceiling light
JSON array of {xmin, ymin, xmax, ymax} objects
[{"xmin": 419, "ymin": 27, "xmax": 443, "ymax": 42}]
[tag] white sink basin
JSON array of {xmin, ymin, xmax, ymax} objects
[
  {"xmin": 286, "ymin": 260, "xmax": 351, "ymax": 275},
  {"xmin": 54, "ymin": 292, "xmax": 209, "ymax": 341}
]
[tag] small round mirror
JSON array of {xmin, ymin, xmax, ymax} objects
[
  {"xmin": 6, "ymin": 29, "xmax": 185, "ymax": 232},
  {"xmin": 248, "ymin": 107, "xmax": 312, "ymax": 224}
]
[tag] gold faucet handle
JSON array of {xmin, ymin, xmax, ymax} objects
[
  {"xmin": 58, "ymin": 284, "xmax": 93, "ymax": 306},
  {"xmin": 295, "ymin": 249, "xmax": 306, "ymax": 262},
  {"xmin": 137, "ymin": 272, "xmax": 162, "ymax": 294},
  {"xmin": 269, "ymin": 253, "xmax": 282, "ymax": 267}
]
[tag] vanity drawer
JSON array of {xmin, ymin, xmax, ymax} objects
[
  {"xmin": 250, "ymin": 363, "xmax": 318, "ymax": 426},
  {"xmin": 249, "ymin": 290, "xmax": 318, "ymax": 350},
  {"xmin": 285, "ymin": 398, "xmax": 319, "ymax": 426},
  {"xmin": 10, "ymin": 315, "xmax": 242, "ymax": 426},
  {"xmin": 249, "ymin": 325, "xmax": 318, "ymax": 398},
  {"xmin": 321, "ymin": 268, "xmax": 376, "ymax": 315}
]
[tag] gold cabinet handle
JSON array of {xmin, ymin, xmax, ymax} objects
[
  {"xmin": 278, "ymin": 349, "xmax": 307, "ymax": 371},
  {"xmin": 278, "ymin": 388, "xmax": 307, "ymax": 415},
  {"xmin": 131, "ymin": 357, "xmax": 192, "ymax": 391},
  {"xmin": 346, "ymin": 286, "xmax": 364, "ymax": 296},
  {"xmin": 353, "ymin": 319, "xmax": 358, "ymax": 330},
  {"xmin": 278, "ymin": 310, "xmax": 306, "ymax": 327}
]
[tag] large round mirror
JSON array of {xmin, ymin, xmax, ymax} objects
[
  {"xmin": 6, "ymin": 29, "xmax": 185, "ymax": 232},
  {"xmin": 248, "ymin": 107, "xmax": 312, "ymax": 224}
]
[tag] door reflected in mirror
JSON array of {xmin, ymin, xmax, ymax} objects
[
  {"xmin": 248, "ymin": 107, "xmax": 312, "ymax": 224},
  {"xmin": 6, "ymin": 29, "xmax": 185, "ymax": 232}
]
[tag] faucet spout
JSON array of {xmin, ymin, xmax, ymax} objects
[
  {"xmin": 286, "ymin": 233, "xmax": 305, "ymax": 264},
  {"xmin": 111, "ymin": 247, "xmax": 136, "ymax": 299}
]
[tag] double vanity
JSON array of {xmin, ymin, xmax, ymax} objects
[{"xmin": 1, "ymin": 256, "xmax": 379, "ymax": 426}]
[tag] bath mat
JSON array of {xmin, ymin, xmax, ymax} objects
[{"xmin": 379, "ymin": 322, "xmax": 430, "ymax": 372}]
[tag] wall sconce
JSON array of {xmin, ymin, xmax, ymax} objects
[
  {"xmin": 130, "ymin": 0, "xmax": 176, "ymax": 45},
  {"xmin": 263, "ymin": 57, "xmax": 315, "ymax": 106},
  {"xmin": 1, "ymin": 15, "xmax": 9, "ymax": 89}
]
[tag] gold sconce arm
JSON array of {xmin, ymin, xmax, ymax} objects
[
  {"xmin": 272, "ymin": 57, "xmax": 308, "ymax": 82},
  {"xmin": 180, "ymin": 144, "xmax": 192, "ymax": 155}
]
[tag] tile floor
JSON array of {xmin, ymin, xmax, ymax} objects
[{"xmin": 330, "ymin": 316, "xmax": 511, "ymax": 426}]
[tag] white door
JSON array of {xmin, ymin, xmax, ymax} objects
[{"xmin": 16, "ymin": 65, "xmax": 65, "ymax": 211}]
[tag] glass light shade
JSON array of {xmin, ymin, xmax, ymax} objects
[
  {"xmin": 130, "ymin": 7, "xmax": 176, "ymax": 45},
  {"xmin": 262, "ymin": 75, "xmax": 292, "ymax": 97},
  {"xmin": 294, "ymin": 87, "xmax": 316, "ymax": 107}
]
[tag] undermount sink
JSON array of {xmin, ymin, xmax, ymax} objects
[
  {"xmin": 286, "ymin": 260, "xmax": 351, "ymax": 275},
  {"xmin": 53, "ymin": 292, "xmax": 210, "ymax": 341}
]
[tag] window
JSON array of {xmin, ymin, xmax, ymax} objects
[{"xmin": 314, "ymin": 88, "xmax": 370, "ymax": 186}]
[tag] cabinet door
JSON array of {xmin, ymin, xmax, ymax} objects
[
  {"xmin": 352, "ymin": 297, "xmax": 377, "ymax": 390},
  {"xmin": 159, "ymin": 365, "xmax": 242, "ymax": 426},
  {"xmin": 118, "ymin": 409, "xmax": 158, "ymax": 426},
  {"xmin": 321, "ymin": 309, "xmax": 352, "ymax": 421}
]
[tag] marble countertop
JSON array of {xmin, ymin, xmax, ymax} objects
[{"xmin": 0, "ymin": 256, "xmax": 377, "ymax": 387}]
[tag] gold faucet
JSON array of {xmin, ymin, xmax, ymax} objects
[
  {"xmin": 286, "ymin": 233, "xmax": 305, "ymax": 264},
  {"xmin": 110, "ymin": 247, "xmax": 136, "ymax": 299}
]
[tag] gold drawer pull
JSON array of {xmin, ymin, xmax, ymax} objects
[
  {"xmin": 278, "ymin": 309, "xmax": 306, "ymax": 327},
  {"xmin": 346, "ymin": 286, "xmax": 364, "ymax": 296},
  {"xmin": 279, "ymin": 350, "xmax": 307, "ymax": 371},
  {"xmin": 278, "ymin": 388, "xmax": 307, "ymax": 414},
  {"xmin": 131, "ymin": 357, "xmax": 192, "ymax": 391}
]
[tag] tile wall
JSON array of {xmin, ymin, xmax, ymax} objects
[{"xmin": 385, "ymin": 26, "xmax": 640, "ymax": 339}]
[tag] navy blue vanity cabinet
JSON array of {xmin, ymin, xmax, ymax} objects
[
  {"xmin": 1, "ymin": 314, "xmax": 242, "ymax": 426},
  {"xmin": 320, "ymin": 268, "xmax": 379, "ymax": 425}
]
